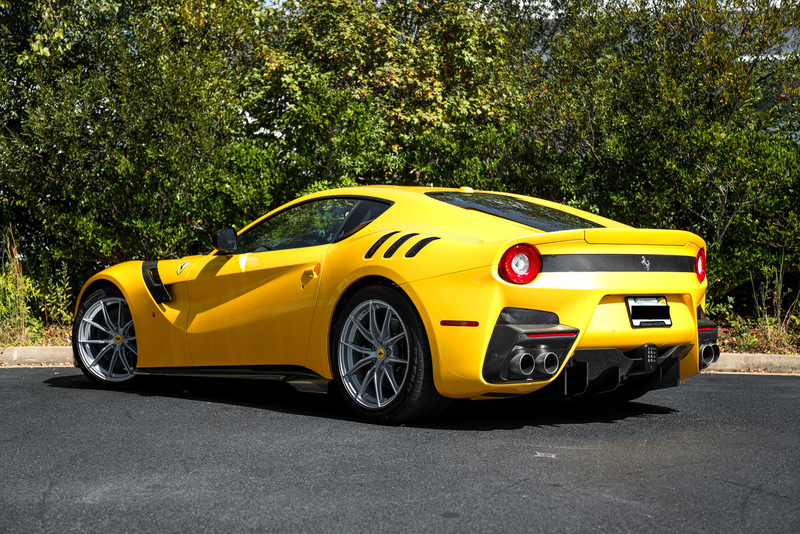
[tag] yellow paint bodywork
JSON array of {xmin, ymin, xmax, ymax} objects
[{"xmin": 75, "ymin": 186, "xmax": 709, "ymax": 399}]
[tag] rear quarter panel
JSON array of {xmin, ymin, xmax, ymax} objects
[{"xmin": 404, "ymin": 229, "xmax": 708, "ymax": 398}]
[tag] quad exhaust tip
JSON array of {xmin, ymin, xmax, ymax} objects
[
  {"xmin": 508, "ymin": 351, "xmax": 560, "ymax": 377},
  {"xmin": 535, "ymin": 352, "xmax": 560, "ymax": 376},
  {"xmin": 700, "ymin": 343, "xmax": 721, "ymax": 369},
  {"xmin": 509, "ymin": 352, "xmax": 535, "ymax": 376}
]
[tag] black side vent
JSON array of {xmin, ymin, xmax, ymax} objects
[
  {"xmin": 142, "ymin": 261, "xmax": 172, "ymax": 303},
  {"xmin": 384, "ymin": 233, "xmax": 419, "ymax": 258},
  {"xmin": 405, "ymin": 237, "xmax": 440, "ymax": 258},
  {"xmin": 365, "ymin": 231, "xmax": 400, "ymax": 259}
]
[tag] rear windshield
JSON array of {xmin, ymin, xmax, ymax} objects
[{"xmin": 426, "ymin": 192, "xmax": 604, "ymax": 232}]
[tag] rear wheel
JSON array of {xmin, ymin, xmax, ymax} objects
[
  {"xmin": 73, "ymin": 287, "xmax": 137, "ymax": 386},
  {"xmin": 332, "ymin": 284, "xmax": 448, "ymax": 424}
]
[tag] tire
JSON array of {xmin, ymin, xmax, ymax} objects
[
  {"xmin": 73, "ymin": 286, "xmax": 138, "ymax": 386},
  {"xmin": 331, "ymin": 284, "xmax": 449, "ymax": 424}
]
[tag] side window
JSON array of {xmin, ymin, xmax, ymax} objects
[
  {"xmin": 237, "ymin": 198, "xmax": 359, "ymax": 254},
  {"xmin": 334, "ymin": 199, "xmax": 392, "ymax": 241}
]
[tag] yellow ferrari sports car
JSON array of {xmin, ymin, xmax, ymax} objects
[{"xmin": 73, "ymin": 186, "xmax": 719, "ymax": 423}]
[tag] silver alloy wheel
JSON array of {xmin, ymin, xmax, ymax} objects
[
  {"xmin": 338, "ymin": 298, "xmax": 410, "ymax": 410},
  {"xmin": 76, "ymin": 297, "xmax": 137, "ymax": 382}
]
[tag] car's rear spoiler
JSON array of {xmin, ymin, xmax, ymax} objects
[{"xmin": 583, "ymin": 228, "xmax": 700, "ymax": 248}]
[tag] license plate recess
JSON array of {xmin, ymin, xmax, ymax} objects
[{"xmin": 626, "ymin": 296, "xmax": 671, "ymax": 328}]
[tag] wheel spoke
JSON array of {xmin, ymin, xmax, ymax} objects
[
  {"xmin": 384, "ymin": 332, "xmax": 406, "ymax": 347},
  {"xmin": 122, "ymin": 341, "xmax": 138, "ymax": 356},
  {"xmin": 107, "ymin": 348, "xmax": 119, "ymax": 378},
  {"xmin": 373, "ymin": 365, "xmax": 384, "ymax": 408},
  {"xmin": 118, "ymin": 349, "xmax": 134, "ymax": 375},
  {"xmin": 350, "ymin": 312, "xmax": 377, "ymax": 347},
  {"xmin": 341, "ymin": 340, "xmax": 371, "ymax": 354},
  {"xmin": 356, "ymin": 366, "xmax": 376, "ymax": 401},
  {"xmin": 84, "ymin": 318, "xmax": 115, "ymax": 337},
  {"xmin": 117, "ymin": 301, "xmax": 123, "ymax": 333},
  {"xmin": 99, "ymin": 300, "xmax": 117, "ymax": 332},
  {"xmin": 384, "ymin": 366, "xmax": 400, "ymax": 395},
  {"xmin": 384, "ymin": 355, "xmax": 406, "ymax": 365},
  {"xmin": 78, "ymin": 338, "xmax": 112, "ymax": 345},
  {"xmin": 343, "ymin": 356, "xmax": 376, "ymax": 377},
  {"xmin": 90, "ymin": 342, "xmax": 114, "ymax": 368},
  {"xmin": 379, "ymin": 307, "xmax": 393, "ymax": 344},
  {"xmin": 368, "ymin": 301, "xmax": 381, "ymax": 342}
]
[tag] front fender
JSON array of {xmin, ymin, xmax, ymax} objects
[{"xmin": 75, "ymin": 261, "xmax": 193, "ymax": 368}]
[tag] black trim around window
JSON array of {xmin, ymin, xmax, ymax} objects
[{"xmin": 333, "ymin": 198, "xmax": 393, "ymax": 242}]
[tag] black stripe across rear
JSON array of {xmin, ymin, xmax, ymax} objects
[{"xmin": 540, "ymin": 254, "xmax": 694, "ymax": 273}]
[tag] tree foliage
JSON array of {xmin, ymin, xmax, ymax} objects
[
  {"xmin": 1, "ymin": 0, "xmax": 798, "ymax": 320},
  {"xmin": 502, "ymin": 0, "xmax": 800, "ymax": 298},
  {"xmin": 1, "ymin": 0, "xmax": 275, "ymax": 280},
  {"xmin": 247, "ymin": 0, "xmax": 518, "ymax": 197}
]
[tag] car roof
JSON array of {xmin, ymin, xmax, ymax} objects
[
  {"xmin": 298, "ymin": 185, "xmax": 627, "ymax": 231},
  {"xmin": 233, "ymin": 185, "xmax": 628, "ymax": 242}
]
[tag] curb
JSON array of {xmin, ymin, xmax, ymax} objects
[
  {"xmin": 1, "ymin": 346, "xmax": 799, "ymax": 374},
  {"xmin": 709, "ymin": 352, "xmax": 800, "ymax": 374},
  {"xmin": 0, "ymin": 346, "xmax": 74, "ymax": 366}
]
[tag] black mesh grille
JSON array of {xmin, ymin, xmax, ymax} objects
[
  {"xmin": 383, "ymin": 233, "xmax": 419, "ymax": 258},
  {"xmin": 496, "ymin": 307, "xmax": 559, "ymax": 325},
  {"xmin": 365, "ymin": 231, "xmax": 400, "ymax": 259},
  {"xmin": 405, "ymin": 237, "xmax": 440, "ymax": 258}
]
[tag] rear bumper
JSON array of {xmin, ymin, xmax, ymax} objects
[
  {"xmin": 532, "ymin": 344, "xmax": 691, "ymax": 399},
  {"xmin": 479, "ymin": 306, "xmax": 717, "ymax": 399},
  {"xmin": 404, "ymin": 265, "xmax": 712, "ymax": 399}
]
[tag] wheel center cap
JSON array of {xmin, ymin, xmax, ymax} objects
[
  {"xmin": 377, "ymin": 348, "xmax": 385, "ymax": 360},
  {"xmin": 114, "ymin": 334, "xmax": 122, "ymax": 344}
]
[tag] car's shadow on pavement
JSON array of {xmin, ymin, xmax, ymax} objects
[
  {"xmin": 424, "ymin": 395, "xmax": 677, "ymax": 431},
  {"xmin": 44, "ymin": 371, "xmax": 354, "ymax": 421},
  {"xmin": 44, "ymin": 371, "xmax": 677, "ymax": 430}
]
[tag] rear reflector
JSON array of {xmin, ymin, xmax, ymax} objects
[
  {"xmin": 698, "ymin": 327, "xmax": 715, "ymax": 332},
  {"xmin": 526, "ymin": 332, "xmax": 577, "ymax": 338},
  {"xmin": 440, "ymin": 320, "xmax": 479, "ymax": 327}
]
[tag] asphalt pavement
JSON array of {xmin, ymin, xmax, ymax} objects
[{"xmin": 1, "ymin": 368, "xmax": 798, "ymax": 533}]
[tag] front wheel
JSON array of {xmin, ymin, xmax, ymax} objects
[
  {"xmin": 332, "ymin": 284, "xmax": 448, "ymax": 424},
  {"xmin": 73, "ymin": 286, "xmax": 138, "ymax": 386}
]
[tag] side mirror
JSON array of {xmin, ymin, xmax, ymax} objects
[{"xmin": 212, "ymin": 226, "xmax": 238, "ymax": 254}]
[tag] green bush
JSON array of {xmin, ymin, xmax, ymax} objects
[
  {"xmin": 1, "ymin": 0, "xmax": 798, "ymax": 348},
  {"xmin": 0, "ymin": 228, "xmax": 42, "ymax": 345}
]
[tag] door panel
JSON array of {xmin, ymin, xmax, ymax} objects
[
  {"xmin": 182, "ymin": 196, "xmax": 361, "ymax": 368},
  {"xmin": 184, "ymin": 247, "xmax": 326, "ymax": 367}
]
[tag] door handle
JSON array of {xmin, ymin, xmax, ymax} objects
[{"xmin": 303, "ymin": 264, "xmax": 320, "ymax": 279}]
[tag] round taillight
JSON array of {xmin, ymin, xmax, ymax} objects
[
  {"xmin": 695, "ymin": 249, "xmax": 706, "ymax": 283},
  {"xmin": 499, "ymin": 244, "xmax": 541, "ymax": 284}
]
